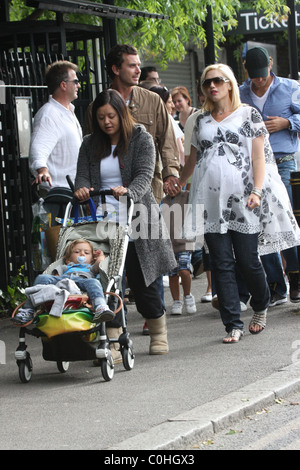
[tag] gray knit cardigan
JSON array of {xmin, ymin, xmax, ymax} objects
[{"xmin": 75, "ymin": 124, "xmax": 176, "ymax": 287}]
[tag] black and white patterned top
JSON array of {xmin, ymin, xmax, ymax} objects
[{"xmin": 184, "ymin": 105, "xmax": 300, "ymax": 255}]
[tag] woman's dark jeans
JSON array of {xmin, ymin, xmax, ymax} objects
[
  {"xmin": 125, "ymin": 242, "xmax": 164, "ymax": 320},
  {"xmin": 205, "ymin": 231, "xmax": 270, "ymax": 332}
]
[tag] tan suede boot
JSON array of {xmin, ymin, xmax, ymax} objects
[
  {"xmin": 106, "ymin": 327, "xmax": 123, "ymax": 364},
  {"xmin": 147, "ymin": 313, "xmax": 169, "ymax": 355}
]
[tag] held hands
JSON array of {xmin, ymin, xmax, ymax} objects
[
  {"xmin": 164, "ymin": 176, "xmax": 183, "ymax": 196},
  {"xmin": 168, "ymin": 178, "xmax": 262, "ymax": 210}
]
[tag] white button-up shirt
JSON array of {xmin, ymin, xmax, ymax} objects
[{"xmin": 29, "ymin": 96, "xmax": 82, "ymax": 190}]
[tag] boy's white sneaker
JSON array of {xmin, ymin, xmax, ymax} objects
[
  {"xmin": 12, "ymin": 308, "xmax": 35, "ymax": 324},
  {"xmin": 184, "ymin": 294, "xmax": 197, "ymax": 314},
  {"xmin": 171, "ymin": 300, "xmax": 183, "ymax": 315},
  {"xmin": 94, "ymin": 305, "xmax": 115, "ymax": 323}
]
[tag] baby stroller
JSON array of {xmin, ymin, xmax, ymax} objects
[{"xmin": 11, "ymin": 190, "xmax": 135, "ymax": 383}]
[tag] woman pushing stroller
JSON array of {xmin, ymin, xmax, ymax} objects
[{"xmin": 74, "ymin": 89, "xmax": 176, "ymax": 355}]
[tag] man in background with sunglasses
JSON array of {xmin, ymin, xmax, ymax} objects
[
  {"xmin": 139, "ymin": 65, "xmax": 161, "ymax": 85},
  {"xmin": 240, "ymin": 46, "xmax": 300, "ymax": 305},
  {"xmin": 29, "ymin": 60, "xmax": 82, "ymax": 195}
]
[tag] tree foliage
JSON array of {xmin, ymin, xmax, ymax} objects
[
  {"xmin": 114, "ymin": 0, "xmax": 289, "ymax": 65},
  {"xmin": 8, "ymin": 0, "xmax": 290, "ymax": 66}
]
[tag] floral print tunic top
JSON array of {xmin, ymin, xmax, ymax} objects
[{"xmin": 184, "ymin": 105, "xmax": 300, "ymax": 255}]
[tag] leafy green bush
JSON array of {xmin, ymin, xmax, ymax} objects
[{"xmin": 0, "ymin": 266, "xmax": 28, "ymax": 317}]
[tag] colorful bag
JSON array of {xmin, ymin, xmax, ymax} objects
[
  {"xmin": 33, "ymin": 295, "xmax": 94, "ymax": 338},
  {"xmin": 35, "ymin": 309, "xmax": 96, "ymax": 338}
]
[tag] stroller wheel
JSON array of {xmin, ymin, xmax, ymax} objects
[
  {"xmin": 57, "ymin": 361, "xmax": 70, "ymax": 373},
  {"xmin": 18, "ymin": 354, "xmax": 33, "ymax": 383},
  {"xmin": 122, "ymin": 346, "xmax": 135, "ymax": 371},
  {"xmin": 100, "ymin": 357, "xmax": 114, "ymax": 382}
]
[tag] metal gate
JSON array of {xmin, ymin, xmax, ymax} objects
[{"xmin": 0, "ymin": 31, "xmax": 107, "ymax": 290}]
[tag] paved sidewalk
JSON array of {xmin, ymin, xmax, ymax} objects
[
  {"xmin": 109, "ymin": 360, "xmax": 300, "ymax": 449},
  {"xmin": 1, "ymin": 273, "xmax": 300, "ymax": 450}
]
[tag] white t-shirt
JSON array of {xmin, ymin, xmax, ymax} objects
[
  {"xmin": 250, "ymin": 81, "xmax": 272, "ymax": 112},
  {"xmin": 97, "ymin": 145, "xmax": 127, "ymax": 225},
  {"xmin": 29, "ymin": 96, "xmax": 82, "ymax": 190},
  {"xmin": 170, "ymin": 115, "xmax": 184, "ymax": 140}
]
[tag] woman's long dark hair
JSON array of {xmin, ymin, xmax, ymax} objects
[{"xmin": 90, "ymin": 89, "xmax": 135, "ymax": 161}]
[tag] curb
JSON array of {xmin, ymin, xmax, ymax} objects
[{"xmin": 108, "ymin": 360, "xmax": 300, "ymax": 450}]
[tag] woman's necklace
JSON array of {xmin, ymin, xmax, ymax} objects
[{"xmin": 213, "ymin": 108, "xmax": 231, "ymax": 118}]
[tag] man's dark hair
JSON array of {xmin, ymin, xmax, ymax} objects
[
  {"xmin": 150, "ymin": 85, "xmax": 170, "ymax": 104},
  {"xmin": 139, "ymin": 66, "xmax": 157, "ymax": 82},
  {"xmin": 106, "ymin": 44, "xmax": 138, "ymax": 80}
]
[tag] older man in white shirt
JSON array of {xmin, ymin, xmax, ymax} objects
[{"xmin": 29, "ymin": 60, "xmax": 82, "ymax": 193}]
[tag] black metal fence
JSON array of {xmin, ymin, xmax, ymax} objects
[{"xmin": 0, "ymin": 28, "xmax": 107, "ymax": 291}]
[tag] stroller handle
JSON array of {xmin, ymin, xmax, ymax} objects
[
  {"xmin": 63, "ymin": 189, "xmax": 134, "ymax": 226},
  {"xmin": 71, "ymin": 190, "xmax": 132, "ymax": 205}
]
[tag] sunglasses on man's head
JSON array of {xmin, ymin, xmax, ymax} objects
[{"xmin": 201, "ymin": 76, "xmax": 230, "ymax": 88}]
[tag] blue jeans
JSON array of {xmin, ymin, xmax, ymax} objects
[
  {"xmin": 205, "ymin": 231, "xmax": 270, "ymax": 332},
  {"xmin": 277, "ymin": 159, "xmax": 299, "ymax": 272},
  {"xmin": 33, "ymin": 274, "xmax": 105, "ymax": 306},
  {"xmin": 156, "ymin": 275, "xmax": 166, "ymax": 311},
  {"xmin": 278, "ymin": 159, "xmax": 296, "ymax": 202},
  {"xmin": 261, "ymin": 252, "xmax": 287, "ymax": 296},
  {"xmin": 261, "ymin": 158, "xmax": 299, "ymax": 293}
]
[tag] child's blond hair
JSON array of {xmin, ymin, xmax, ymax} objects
[{"xmin": 64, "ymin": 239, "xmax": 94, "ymax": 263}]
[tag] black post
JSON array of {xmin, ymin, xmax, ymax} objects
[
  {"xmin": 0, "ymin": 0, "xmax": 10, "ymax": 22},
  {"xmin": 0, "ymin": 185, "xmax": 9, "ymax": 291},
  {"xmin": 103, "ymin": 0, "xmax": 118, "ymax": 50},
  {"xmin": 20, "ymin": 158, "xmax": 35, "ymax": 285},
  {"xmin": 287, "ymin": 0, "xmax": 299, "ymax": 80},
  {"xmin": 56, "ymin": 13, "xmax": 67, "ymax": 58},
  {"xmin": 204, "ymin": 6, "xmax": 215, "ymax": 66}
]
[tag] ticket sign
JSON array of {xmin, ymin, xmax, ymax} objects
[{"xmin": 227, "ymin": 8, "xmax": 300, "ymax": 35}]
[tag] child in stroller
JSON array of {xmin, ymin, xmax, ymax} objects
[{"xmin": 13, "ymin": 238, "xmax": 114, "ymax": 325}]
